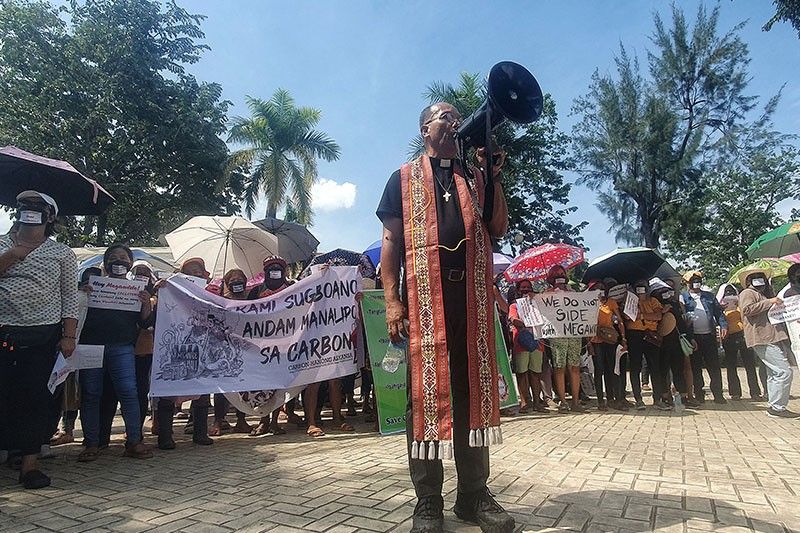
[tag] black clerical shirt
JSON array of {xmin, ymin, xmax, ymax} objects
[{"xmin": 376, "ymin": 157, "xmax": 467, "ymax": 270}]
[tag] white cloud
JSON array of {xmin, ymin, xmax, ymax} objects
[{"xmin": 311, "ymin": 178, "xmax": 357, "ymax": 211}]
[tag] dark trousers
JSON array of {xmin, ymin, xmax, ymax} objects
[
  {"xmin": 135, "ymin": 354, "xmax": 152, "ymax": 432},
  {"xmin": 592, "ymin": 342, "xmax": 619, "ymax": 402},
  {"xmin": 627, "ymin": 330, "xmax": 661, "ymax": 402},
  {"xmin": 722, "ymin": 331, "xmax": 761, "ymax": 398},
  {"xmin": 691, "ymin": 333, "xmax": 723, "ymax": 400},
  {"xmin": 0, "ymin": 336, "xmax": 59, "ymax": 455},
  {"xmin": 407, "ymin": 277, "xmax": 489, "ymax": 499},
  {"xmin": 660, "ymin": 332, "xmax": 687, "ymax": 395},
  {"xmin": 157, "ymin": 396, "xmax": 209, "ymax": 445}
]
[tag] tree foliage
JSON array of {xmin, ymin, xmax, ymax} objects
[
  {"xmin": 763, "ymin": 0, "xmax": 800, "ymax": 38},
  {"xmin": 223, "ymin": 91, "xmax": 340, "ymax": 225},
  {"xmin": 0, "ymin": 0, "xmax": 242, "ymax": 245},
  {"xmin": 412, "ymin": 72, "xmax": 585, "ymax": 253},
  {"xmin": 572, "ymin": 5, "xmax": 758, "ymax": 249}
]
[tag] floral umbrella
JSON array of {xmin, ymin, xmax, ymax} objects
[
  {"xmin": 728, "ymin": 258, "xmax": 794, "ymax": 286},
  {"xmin": 503, "ymin": 243, "xmax": 585, "ymax": 283}
]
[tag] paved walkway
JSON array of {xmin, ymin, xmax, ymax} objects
[{"xmin": 2, "ymin": 369, "xmax": 800, "ymax": 533}]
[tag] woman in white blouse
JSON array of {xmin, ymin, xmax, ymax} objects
[{"xmin": 0, "ymin": 191, "xmax": 78, "ymax": 490}]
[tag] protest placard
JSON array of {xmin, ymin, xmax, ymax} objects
[
  {"xmin": 360, "ymin": 290, "xmax": 518, "ymax": 435},
  {"xmin": 623, "ymin": 291, "xmax": 639, "ymax": 321},
  {"xmin": 608, "ymin": 284, "xmax": 628, "ymax": 304},
  {"xmin": 150, "ymin": 266, "xmax": 362, "ymax": 397},
  {"xmin": 87, "ymin": 276, "xmax": 146, "ymax": 312},
  {"xmin": 47, "ymin": 345, "xmax": 105, "ymax": 394},
  {"xmin": 769, "ymin": 295, "xmax": 800, "ymax": 325},
  {"xmin": 70, "ymin": 345, "xmax": 105, "ymax": 370},
  {"xmin": 521, "ymin": 290, "xmax": 601, "ymax": 338}
]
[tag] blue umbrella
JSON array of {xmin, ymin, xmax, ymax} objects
[{"xmin": 364, "ymin": 239, "xmax": 382, "ymax": 268}]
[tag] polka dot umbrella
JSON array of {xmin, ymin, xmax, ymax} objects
[{"xmin": 503, "ymin": 243, "xmax": 585, "ymax": 283}]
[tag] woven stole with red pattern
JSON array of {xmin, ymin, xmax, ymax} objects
[{"xmin": 400, "ymin": 156, "xmax": 501, "ymax": 461}]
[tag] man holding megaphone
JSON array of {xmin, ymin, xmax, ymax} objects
[{"xmin": 377, "ymin": 100, "xmax": 513, "ymax": 533}]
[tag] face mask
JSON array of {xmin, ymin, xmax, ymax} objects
[
  {"xmin": 751, "ymin": 278, "xmax": 766, "ymax": 287},
  {"xmin": 635, "ymin": 286, "xmax": 646, "ymax": 295},
  {"xmin": 662, "ymin": 291, "xmax": 674, "ymax": 300},
  {"xmin": 555, "ymin": 278, "xmax": 567, "ymax": 285},
  {"xmin": 692, "ymin": 281, "xmax": 702, "ymax": 289},
  {"xmin": 108, "ymin": 261, "xmax": 130, "ymax": 275},
  {"xmin": 134, "ymin": 275, "xmax": 150, "ymax": 283},
  {"xmin": 230, "ymin": 282, "xmax": 245, "ymax": 294},
  {"xmin": 722, "ymin": 295, "xmax": 738, "ymax": 306},
  {"xmin": 268, "ymin": 270, "xmax": 283, "ymax": 280},
  {"xmin": 18, "ymin": 209, "xmax": 44, "ymax": 225}
]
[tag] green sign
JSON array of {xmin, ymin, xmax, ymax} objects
[
  {"xmin": 360, "ymin": 290, "xmax": 519, "ymax": 436},
  {"xmin": 360, "ymin": 290, "xmax": 408, "ymax": 435}
]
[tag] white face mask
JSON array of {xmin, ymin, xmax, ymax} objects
[
  {"xmin": 635, "ymin": 286, "xmax": 646, "ymax": 295},
  {"xmin": 134, "ymin": 275, "xmax": 150, "ymax": 283},
  {"xmin": 19, "ymin": 210, "xmax": 43, "ymax": 225},
  {"xmin": 692, "ymin": 282, "xmax": 702, "ymax": 289},
  {"xmin": 268, "ymin": 270, "xmax": 283, "ymax": 280},
  {"xmin": 230, "ymin": 282, "xmax": 245, "ymax": 293},
  {"xmin": 751, "ymin": 278, "xmax": 766, "ymax": 287},
  {"xmin": 111, "ymin": 264, "xmax": 129, "ymax": 275},
  {"xmin": 555, "ymin": 278, "xmax": 567, "ymax": 285},
  {"xmin": 722, "ymin": 295, "xmax": 738, "ymax": 307},
  {"xmin": 663, "ymin": 291, "xmax": 674, "ymax": 299}
]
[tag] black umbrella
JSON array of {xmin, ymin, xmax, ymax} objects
[
  {"xmin": 0, "ymin": 146, "xmax": 115, "ymax": 215},
  {"xmin": 252, "ymin": 216, "xmax": 320, "ymax": 264},
  {"xmin": 582, "ymin": 247, "xmax": 679, "ymax": 285}
]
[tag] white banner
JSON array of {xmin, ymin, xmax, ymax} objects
[
  {"xmin": 47, "ymin": 345, "xmax": 105, "ymax": 394},
  {"xmin": 769, "ymin": 295, "xmax": 800, "ymax": 325},
  {"xmin": 518, "ymin": 290, "xmax": 600, "ymax": 338},
  {"xmin": 623, "ymin": 291, "xmax": 639, "ymax": 321},
  {"xmin": 88, "ymin": 276, "xmax": 146, "ymax": 312},
  {"xmin": 150, "ymin": 266, "xmax": 362, "ymax": 397}
]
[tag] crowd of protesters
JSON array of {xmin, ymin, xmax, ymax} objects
[
  {"xmin": 501, "ymin": 264, "xmax": 800, "ymax": 421},
  {"xmin": 1, "ymin": 190, "xmax": 798, "ymax": 491}
]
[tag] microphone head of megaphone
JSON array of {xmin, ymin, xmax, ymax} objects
[
  {"xmin": 488, "ymin": 61, "xmax": 543, "ymax": 124},
  {"xmin": 455, "ymin": 61, "xmax": 543, "ymax": 148}
]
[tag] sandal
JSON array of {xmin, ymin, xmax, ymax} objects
[
  {"xmin": 19, "ymin": 469, "xmax": 50, "ymax": 489},
  {"xmin": 123, "ymin": 442, "xmax": 153, "ymax": 459},
  {"xmin": 77, "ymin": 447, "xmax": 100, "ymax": 463},
  {"xmin": 307, "ymin": 426, "xmax": 325, "ymax": 438},
  {"xmin": 333, "ymin": 420, "xmax": 355, "ymax": 432},
  {"xmin": 250, "ymin": 423, "xmax": 270, "ymax": 437},
  {"xmin": 50, "ymin": 432, "xmax": 74, "ymax": 446},
  {"xmin": 232, "ymin": 421, "xmax": 253, "ymax": 434}
]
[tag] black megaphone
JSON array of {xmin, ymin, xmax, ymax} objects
[{"xmin": 455, "ymin": 61, "xmax": 543, "ymax": 148}]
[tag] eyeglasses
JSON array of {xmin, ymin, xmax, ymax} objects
[{"xmin": 424, "ymin": 110, "xmax": 460, "ymax": 125}]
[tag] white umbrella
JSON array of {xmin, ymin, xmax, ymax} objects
[
  {"xmin": 493, "ymin": 252, "xmax": 514, "ymax": 276},
  {"xmin": 166, "ymin": 216, "xmax": 280, "ymax": 279}
]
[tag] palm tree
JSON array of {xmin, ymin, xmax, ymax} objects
[{"xmin": 223, "ymin": 90, "xmax": 340, "ymax": 225}]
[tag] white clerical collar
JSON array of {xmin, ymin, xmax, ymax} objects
[{"xmin": 439, "ymin": 159, "xmax": 451, "ymax": 168}]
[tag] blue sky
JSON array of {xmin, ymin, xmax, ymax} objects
[{"xmin": 5, "ymin": 1, "xmax": 799, "ymax": 260}]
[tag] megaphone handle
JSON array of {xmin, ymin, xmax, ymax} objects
[{"xmin": 482, "ymin": 105, "xmax": 495, "ymax": 224}]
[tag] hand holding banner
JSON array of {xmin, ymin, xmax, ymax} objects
[
  {"xmin": 768, "ymin": 295, "xmax": 800, "ymax": 325},
  {"xmin": 520, "ymin": 290, "xmax": 601, "ymax": 338},
  {"xmin": 150, "ymin": 266, "xmax": 362, "ymax": 398},
  {"xmin": 88, "ymin": 276, "xmax": 146, "ymax": 312}
]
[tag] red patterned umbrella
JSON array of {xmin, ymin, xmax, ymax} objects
[{"xmin": 503, "ymin": 243, "xmax": 585, "ymax": 283}]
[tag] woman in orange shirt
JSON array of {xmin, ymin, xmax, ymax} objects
[
  {"xmin": 587, "ymin": 280, "xmax": 627, "ymax": 411},
  {"xmin": 623, "ymin": 279, "xmax": 667, "ymax": 410}
]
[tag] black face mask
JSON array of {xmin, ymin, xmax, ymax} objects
[
  {"xmin": 107, "ymin": 260, "xmax": 131, "ymax": 276},
  {"xmin": 230, "ymin": 282, "xmax": 245, "ymax": 294}
]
